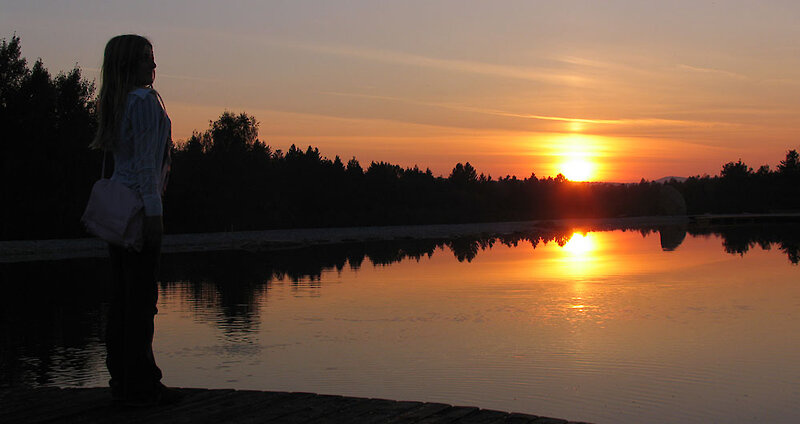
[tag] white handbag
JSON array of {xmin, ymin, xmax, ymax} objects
[{"xmin": 81, "ymin": 153, "xmax": 144, "ymax": 251}]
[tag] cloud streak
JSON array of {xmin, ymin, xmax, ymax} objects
[
  {"xmin": 320, "ymin": 90, "xmax": 737, "ymax": 130},
  {"xmin": 268, "ymin": 40, "xmax": 586, "ymax": 86},
  {"xmin": 84, "ymin": 67, "xmax": 227, "ymax": 84},
  {"xmin": 677, "ymin": 64, "xmax": 746, "ymax": 79}
]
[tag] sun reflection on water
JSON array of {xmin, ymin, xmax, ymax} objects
[
  {"xmin": 559, "ymin": 232, "xmax": 604, "ymax": 320},
  {"xmin": 560, "ymin": 232, "xmax": 603, "ymax": 279},
  {"xmin": 562, "ymin": 232, "xmax": 595, "ymax": 255}
]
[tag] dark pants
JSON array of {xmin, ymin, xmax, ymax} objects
[{"xmin": 106, "ymin": 241, "xmax": 163, "ymax": 399}]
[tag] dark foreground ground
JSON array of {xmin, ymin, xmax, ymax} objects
[{"xmin": 0, "ymin": 387, "xmax": 589, "ymax": 424}]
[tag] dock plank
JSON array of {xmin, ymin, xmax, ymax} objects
[
  {"xmin": 414, "ymin": 406, "xmax": 480, "ymax": 423},
  {"xmin": 260, "ymin": 394, "xmax": 362, "ymax": 424},
  {"xmin": 351, "ymin": 400, "xmax": 426, "ymax": 424},
  {"xmin": 120, "ymin": 388, "xmax": 244, "ymax": 424},
  {"xmin": 189, "ymin": 390, "xmax": 304, "ymax": 424},
  {"xmin": 311, "ymin": 398, "xmax": 423, "ymax": 424},
  {"xmin": 529, "ymin": 417, "xmax": 569, "ymax": 424},
  {"xmin": 381, "ymin": 402, "xmax": 453, "ymax": 424},
  {"xmin": 1, "ymin": 387, "xmax": 108, "ymax": 424},
  {"xmin": 503, "ymin": 412, "xmax": 544, "ymax": 424},
  {"xmin": 0, "ymin": 387, "xmax": 590, "ymax": 424},
  {"xmin": 452, "ymin": 409, "xmax": 509, "ymax": 424},
  {"xmin": 208, "ymin": 391, "xmax": 318, "ymax": 424}
]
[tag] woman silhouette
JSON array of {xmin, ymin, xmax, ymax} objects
[{"xmin": 91, "ymin": 34, "xmax": 180, "ymax": 406}]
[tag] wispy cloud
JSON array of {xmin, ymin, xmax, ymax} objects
[
  {"xmin": 268, "ymin": 40, "xmax": 586, "ymax": 86},
  {"xmin": 320, "ymin": 90, "xmax": 735, "ymax": 129},
  {"xmin": 84, "ymin": 67, "xmax": 227, "ymax": 84},
  {"xmin": 760, "ymin": 77, "xmax": 800, "ymax": 86},
  {"xmin": 677, "ymin": 64, "xmax": 746, "ymax": 79},
  {"xmin": 156, "ymin": 72, "xmax": 228, "ymax": 84},
  {"xmin": 321, "ymin": 91, "xmax": 619, "ymax": 123},
  {"xmin": 556, "ymin": 55, "xmax": 651, "ymax": 75}
]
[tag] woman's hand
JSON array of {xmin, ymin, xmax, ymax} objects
[{"xmin": 144, "ymin": 215, "xmax": 164, "ymax": 246}]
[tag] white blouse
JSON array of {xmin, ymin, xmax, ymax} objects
[{"xmin": 110, "ymin": 88, "xmax": 171, "ymax": 216}]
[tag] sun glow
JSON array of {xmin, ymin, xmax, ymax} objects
[
  {"xmin": 542, "ymin": 134, "xmax": 605, "ymax": 182},
  {"xmin": 561, "ymin": 158, "xmax": 595, "ymax": 181}
]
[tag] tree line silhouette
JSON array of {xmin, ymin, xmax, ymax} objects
[{"xmin": 2, "ymin": 35, "xmax": 799, "ymax": 241}]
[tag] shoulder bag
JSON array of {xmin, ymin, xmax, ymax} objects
[{"xmin": 81, "ymin": 152, "xmax": 144, "ymax": 252}]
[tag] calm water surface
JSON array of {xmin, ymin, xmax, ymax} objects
[{"xmin": 3, "ymin": 225, "xmax": 800, "ymax": 424}]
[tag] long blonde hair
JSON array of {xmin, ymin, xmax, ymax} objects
[{"xmin": 90, "ymin": 34, "xmax": 152, "ymax": 151}]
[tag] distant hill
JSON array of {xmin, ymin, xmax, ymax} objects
[{"xmin": 654, "ymin": 176, "xmax": 687, "ymax": 184}]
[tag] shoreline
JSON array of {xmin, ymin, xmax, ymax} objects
[
  {"xmin": 0, "ymin": 216, "xmax": 689, "ymax": 264},
  {"xmin": 2, "ymin": 213, "xmax": 797, "ymax": 263}
]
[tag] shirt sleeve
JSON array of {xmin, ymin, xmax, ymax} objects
[{"xmin": 129, "ymin": 92, "xmax": 163, "ymax": 216}]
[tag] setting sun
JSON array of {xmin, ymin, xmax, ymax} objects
[{"xmin": 561, "ymin": 159, "xmax": 595, "ymax": 181}]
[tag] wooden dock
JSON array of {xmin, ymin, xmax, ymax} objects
[{"xmin": 0, "ymin": 387, "xmax": 589, "ymax": 424}]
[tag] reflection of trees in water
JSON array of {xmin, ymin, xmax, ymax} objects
[
  {"xmin": 161, "ymin": 253, "xmax": 269, "ymax": 339},
  {"xmin": 689, "ymin": 224, "xmax": 800, "ymax": 264},
  {"xmin": 446, "ymin": 238, "xmax": 488, "ymax": 262},
  {"xmin": 159, "ymin": 280, "xmax": 265, "ymax": 351},
  {"xmin": 0, "ymin": 258, "xmax": 109, "ymax": 388},
  {"xmin": 658, "ymin": 224, "xmax": 688, "ymax": 251},
  {"xmin": 152, "ymin": 228, "xmax": 581, "ymax": 336},
  {"xmin": 3, "ymin": 223, "xmax": 799, "ymax": 389},
  {"xmin": 446, "ymin": 230, "xmax": 576, "ymax": 262}
]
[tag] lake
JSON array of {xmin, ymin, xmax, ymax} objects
[{"xmin": 2, "ymin": 223, "xmax": 799, "ymax": 423}]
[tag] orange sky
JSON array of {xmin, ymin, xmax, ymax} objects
[{"xmin": 4, "ymin": 1, "xmax": 800, "ymax": 181}]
